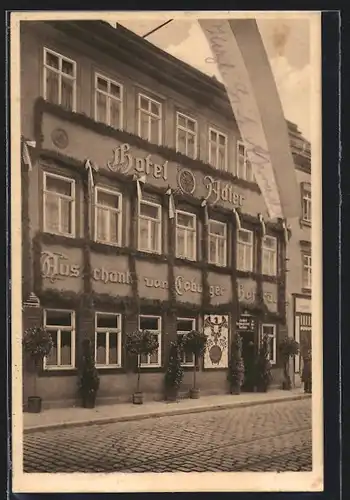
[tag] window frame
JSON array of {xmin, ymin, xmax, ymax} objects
[
  {"xmin": 43, "ymin": 47, "xmax": 77, "ymax": 111},
  {"xmin": 94, "ymin": 186, "xmax": 123, "ymax": 246},
  {"xmin": 261, "ymin": 323, "xmax": 277, "ymax": 365},
  {"xmin": 177, "ymin": 317, "xmax": 196, "ymax": 367},
  {"xmin": 261, "ymin": 235, "xmax": 278, "ymax": 276},
  {"xmin": 236, "ymin": 140, "xmax": 254, "ymax": 182},
  {"xmin": 43, "ymin": 309, "xmax": 76, "ymax": 370},
  {"xmin": 208, "ymin": 219, "xmax": 227, "ymax": 267},
  {"xmin": 43, "ymin": 171, "xmax": 76, "ymax": 237},
  {"xmin": 301, "ymin": 182, "xmax": 312, "ymax": 224},
  {"xmin": 236, "ymin": 228, "xmax": 254, "ymax": 272},
  {"xmin": 94, "ymin": 312, "xmax": 122, "ymax": 368},
  {"xmin": 137, "ymin": 92, "xmax": 162, "ymax": 145},
  {"xmin": 94, "ymin": 72, "xmax": 124, "ymax": 129},
  {"xmin": 175, "ymin": 209, "xmax": 197, "ymax": 261},
  {"xmin": 138, "ymin": 199, "xmax": 162, "ymax": 254},
  {"xmin": 176, "ymin": 111, "xmax": 198, "ymax": 159},
  {"xmin": 138, "ymin": 315, "xmax": 162, "ymax": 368},
  {"xmin": 302, "ymin": 251, "xmax": 312, "ymax": 290},
  {"xmin": 208, "ymin": 127, "xmax": 228, "ymax": 171}
]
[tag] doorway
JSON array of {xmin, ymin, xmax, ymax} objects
[{"xmin": 240, "ymin": 330, "xmax": 257, "ymax": 392}]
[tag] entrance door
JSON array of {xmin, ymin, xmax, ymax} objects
[{"xmin": 240, "ymin": 330, "xmax": 256, "ymax": 391}]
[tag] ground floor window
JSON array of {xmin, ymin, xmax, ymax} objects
[
  {"xmin": 95, "ymin": 312, "xmax": 122, "ymax": 367},
  {"xmin": 43, "ymin": 309, "xmax": 75, "ymax": 369},
  {"xmin": 177, "ymin": 317, "xmax": 196, "ymax": 366},
  {"xmin": 138, "ymin": 315, "xmax": 162, "ymax": 367},
  {"xmin": 295, "ymin": 312, "xmax": 312, "ymax": 373},
  {"xmin": 261, "ymin": 323, "xmax": 277, "ymax": 365}
]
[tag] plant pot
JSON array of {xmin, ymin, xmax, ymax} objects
[
  {"xmin": 189, "ymin": 388, "xmax": 200, "ymax": 399},
  {"xmin": 83, "ymin": 392, "xmax": 97, "ymax": 408},
  {"xmin": 133, "ymin": 392, "xmax": 144, "ymax": 405},
  {"xmin": 166, "ymin": 387, "xmax": 178, "ymax": 402},
  {"xmin": 27, "ymin": 396, "xmax": 42, "ymax": 413},
  {"xmin": 282, "ymin": 379, "xmax": 292, "ymax": 390}
]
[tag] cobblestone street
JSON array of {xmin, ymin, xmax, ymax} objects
[{"xmin": 23, "ymin": 398, "xmax": 312, "ymax": 473}]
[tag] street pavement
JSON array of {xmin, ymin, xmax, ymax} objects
[{"xmin": 23, "ymin": 398, "xmax": 312, "ymax": 473}]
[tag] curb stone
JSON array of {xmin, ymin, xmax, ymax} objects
[{"xmin": 24, "ymin": 393, "xmax": 311, "ymax": 435}]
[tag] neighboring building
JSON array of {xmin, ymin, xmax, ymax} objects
[
  {"xmin": 286, "ymin": 121, "xmax": 312, "ymax": 387},
  {"xmin": 21, "ymin": 20, "xmax": 293, "ymax": 408}
]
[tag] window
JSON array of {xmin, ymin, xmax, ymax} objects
[
  {"xmin": 301, "ymin": 183, "xmax": 312, "ymax": 223},
  {"xmin": 237, "ymin": 141, "xmax": 254, "ymax": 182},
  {"xmin": 95, "ymin": 313, "xmax": 122, "ymax": 367},
  {"xmin": 139, "ymin": 315, "xmax": 162, "ymax": 367},
  {"xmin": 302, "ymin": 252, "xmax": 312, "ymax": 289},
  {"xmin": 208, "ymin": 220, "xmax": 227, "ymax": 267},
  {"xmin": 43, "ymin": 48, "xmax": 76, "ymax": 111},
  {"xmin": 176, "ymin": 112, "xmax": 197, "ymax": 159},
  {"xmin": 43, "ymin": 172, "xmax": 75, "ymax": 236},
  {"xmin": 95, "ymin": 74, "xmax": 123, "ymax": 129},
  {"xmin": 137, "ymin": 93, "xmax": 162, "ymax": 145},
  {"xmin": 138, "ymin": 200, "xmax": 162, "ymax": 254},
  {"xmin": 209, "ymin": 128, "xmax": 228, "ymax": 170},
  {"xmin": 94, "ymin": 187, "xmax": 122, "ymax": 246},
  {"xmin": 261, "ymin": 324, "xmax": 277, "ymax": 364},
  {"xmin": 176, "ymin": 210, "xmax": 196, "ymax": 261},
  {"xmin": 262, "ymin": 235, "xmax": 277, "ymax": 276},
  {"xmin": 236, "ymin": 229, "xmax": 254, "ymax": 271},
  {"xmin": 43, "ymin": 309, "xmax": 75, "ymax": 369},
  {"xmin": 177, "ymin": 318, "xmax": 196, "ymax": 366}
]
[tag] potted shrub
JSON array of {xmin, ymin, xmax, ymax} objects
[
  {"xmin": 182, "ymin": 329, "xmax": 208, "ymax": 399},
  {"xmin": 227, "ymin": 334, "xmax": 245, "ymax": 395},
  {"xmin": 279, "ymin": 336, "xmax": 300, "ymax": 390},
  {"xmin": 164, "ymin": 339, "xmax": 184, "ymax": 401},
  {"xmin": 22, "ymin": 326, "xmax": 53, "ymax": 413},
  {"xmin": 301, "ymin": 349, "xmax": 312, "ymax": 393},
  {"xmin": 125, "ymin": 329, "xmax": 159, "ymax": 405},
  {"xmin": 255, "ymin": 334, "xmax": 272, "ymax": 392},
  {"xmin": 78, "ymin": 338, "xmax": 100, "ymax": 408}
]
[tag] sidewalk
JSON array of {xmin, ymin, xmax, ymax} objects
[{"xmin": 23, "ymin": 389, "xmax": 311, "ymax": 434}]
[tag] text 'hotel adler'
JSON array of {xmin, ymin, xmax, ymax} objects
[{"xmin": 20, "ymin": 20, "xmax": 311, "ymax": 408}]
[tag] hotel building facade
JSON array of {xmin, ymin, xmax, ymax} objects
[{"xmin": 20, "ymin": 20, "xmax": 307, "ymax": 408}]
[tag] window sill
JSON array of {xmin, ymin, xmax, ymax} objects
[
  {"xmin": 301, "ymin": 288, "xmax": 312, "ymax": 295},
  {"xmin": 299, "ymin": 218, "xmax": 311, "ymax": 228}
]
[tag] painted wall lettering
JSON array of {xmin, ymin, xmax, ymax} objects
[
  {"xmin": 203, "ymin": 175, "xmax": 244, "ymax": 207},
  {"xmin": 107, "ymin": 143, "xmax": 168, "ymax": 181},
  {"xmin": 144, "ymin": 275, "xmax": 225, "ymax": 297},
  {"xmin": 93, "ymin": 268, "xmax": 132, "ymax": 285},
  {"xmin": 238, "ymin": 283, "xmax": 277, "ymax": 304},
  {"xmin": 41, "ymin": 251, "xmax": 80, "ymax": 283}
]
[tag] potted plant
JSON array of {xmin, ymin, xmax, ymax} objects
[
  {"xmin": 255, "ymin": 334, "xmax": 272, "ymax": 392},
  {"xmin": 78, "ymin": 338, "xmax": 100, "ymax": 408},
  {"xmin": 279, "ymin": 336, "xmax": 300, "ymax": 390},
  {"xmin": 227, "ymin": 334, "xmax": 245, "ymax": 395},
  {"xmin": 125, "ymin": 329, "xmax": 159, "ymax": 405},
  {"xmin": 164, "ymin": 339, "xmax": 184, "ymax": 401},
  {"xmin": 22, "ymin": 326, "xmax": 53, "ymax": 413},
  {"xmin": 301, "ymin": 349, "xmax": 312, "ymax": 393},
  {"xmin": 182, "ymin": 329, "xmax": 208, "ymax": 399}
]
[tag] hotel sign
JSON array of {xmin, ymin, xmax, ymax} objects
[{"xmin": 106, "ymin": 143, "xmax": 244, "ymax": 208}]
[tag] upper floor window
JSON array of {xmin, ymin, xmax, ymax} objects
[
  {"xmin": 94, "ymin": 187, "xmax": 122, "ymax": 246},
  {"xmin": 176, "ymin": 210, "xmax": 196, "ymax": 261},
  {"xmin": 94, "ymin": 74, "xmax": 123, "ymax": 129},
  {"xmin": 237, "ymin": 141, "xmax": 254, "ymax": 182},
  {"xmin": 208, "ymin": 220, "xmax": 227, "ymax": 267},
  {"xmin": 237, "ymin": 228, "xmax": 253, "ymax": 272},
  {"xmin": 301, "ymin": 182, "xmax": 312, "ymax": 223},
  {"xmin": 139, "ymin": 315, "xmax": 162, "ymax": 367},
  {"xmin": 43, "ymin": 48, "xmax": 76, "ymax": 111},
  {"xmin": 177, "ymin": 318, "xmax": 196, "ymax": 366},
  {"xmin": 44, "ymin": 309, "xmax": 75, "ymax": 370},
  {"xmin": 43, "ymin": 172, "xmax": 75, "ymax": 237},
  {"xmin": 95, "ymin": 312, "xmax": 122, "ymax": 368},
  {"xmin": 138, "ymin": 200, "xmax": 162, "ymax": 254},
  {"xmin": 302, "ymin": 251, "xmax": 312, "ymax": 290},
  {"xmin": 137, "ymin": 93, "xmax": 162, "ymax": 145},
  {"xmin": 209, "ymin": 128, "xmax": 228, "ymax": 170},
  {"xmin": 176, "ymin": 112, "xmax": 197, "ymax": 159},
  {"xmin": 262, "ymin": 235, "xmax": 277, "ymax": 276},
  {"xmin": 261, "ymin": 324, "xmax": 277, "ymax": 365}
]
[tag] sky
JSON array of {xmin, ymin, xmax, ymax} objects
[{"xmin": 112, "ymin": 17, "xmax": 311, "ymax": 141}]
